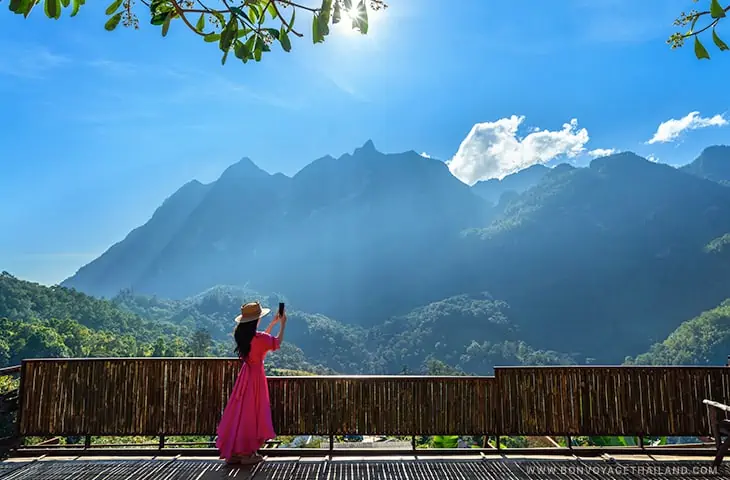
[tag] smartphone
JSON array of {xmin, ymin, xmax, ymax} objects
[{"xmin": 278, "ymin": 302, "xmax": 285, "ymax": 316}]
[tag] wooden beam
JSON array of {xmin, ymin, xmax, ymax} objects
[
  {"xmin": 7, "ymin": 446, "xmax": 723, "ymax": 458},
  {"xmin": 704, "ymin": 399, "xmax": 730, "ymax": 413},
  {"xmin": 0, "ymin": 366, "xmax": 21, "ymax": 376},
  {"xmin": 544, "ymin": 436, "xmax": 561, "ymax": 448}
]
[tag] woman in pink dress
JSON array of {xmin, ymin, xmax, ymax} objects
[{"xmin": 216, "ymin": 301, "xmax": 287, "ymax": 465}]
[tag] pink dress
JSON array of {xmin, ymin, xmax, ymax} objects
[{"xmin": 216, "ymin": 332, "xmax": 280, "ymax": 460}]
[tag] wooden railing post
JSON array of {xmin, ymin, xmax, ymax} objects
[
  {"xmin": 0, "ymin": 365, "xmax": 22, "ymax": 460},
  {"xmin": 84, "ymin": 435, "xmax": 91, "ymax": 449},
  {"xmin": 159, "ymin": 436, "xmax": 165, "ymax": 450}
]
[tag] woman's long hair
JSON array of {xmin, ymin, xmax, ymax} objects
[{"xmin": 234, "ymin": 321, "xmax": 258, "ymax": 360}]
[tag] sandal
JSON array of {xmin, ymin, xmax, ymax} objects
[{"xmin": 239, "ymin": 454, "xmax": 264, "ymax": 465}]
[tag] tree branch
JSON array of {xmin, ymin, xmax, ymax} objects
[
  {"xmin": 271, "ymin": 0, "xmax": 303, "ymax": 36},
  {"xmin": 170, "ymin": 0, "xmax": 208, "ymax": 35},
  {"xmin": 680, "ymin": 5, "xmax": 730, "ymax": 39}
]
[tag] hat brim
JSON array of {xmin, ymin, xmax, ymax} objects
[{"xmin": 235, "ymin": 307, "xmax": 271, "ymax": 324}]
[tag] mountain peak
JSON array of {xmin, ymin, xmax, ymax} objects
[
  {"xmin": 701, "ymin": 145, "xmax": 730, "ymax": 155},
  {"xmin": 217, "ymin": 157, "xmax": 269, "ymax": 183},
  {"xmin": 681, "ymin": 144, "xmax": 730, "ymax": 184},
  {"xmin": 589, "ymin": 151, "xmax": 649, "ymax": 171},
  {"xmin": 354, "ymin": 139, "xmax": 377, "ymax": 155}
]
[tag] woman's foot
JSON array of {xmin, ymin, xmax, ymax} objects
[{"xmin": 239, "ymin": 453, "xmax": 263, "ymax": 465}]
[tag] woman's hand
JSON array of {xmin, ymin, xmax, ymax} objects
[{"xmin": 265, "ymin": 313, "xmax": 281, "ymax": 334}]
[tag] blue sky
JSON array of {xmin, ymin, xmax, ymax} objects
[{"xmin": 1, "ymin": 0, "xmax": 729, "ymax": 285}]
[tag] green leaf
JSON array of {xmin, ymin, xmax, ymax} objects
[
  {"xmin": 104, "ymin": 0, "xmax": 122, "ymax": 15},
  {"xmin": 695, "ymin": 36, "xmax": 711, "ymax": 59},
  {"xmin": 318, "ymin": 0, "xmax": 331, "ymax": 36},
  {"xmin": 195, "ymin": 13, "xmax": 205, "ymax": 32},
  {"xmin": 244, "ymin": 34, "xmax": 256, "ymax": 57},
  {"xmin": 203, "ymin": 32, "xmax": 220, "ymax": 42},
  {"xmin": 264, "ymin": 27, "xmax": 279, "ymax": 40},
  {"xmin": 104, "ymin": 11, "xmax": 122, "ymax": 30},
  {"xmin": 280, "ymin": 26, "xmax": 291, "ymax": 52},
  {"xmin": 287, "ymin": 8, "xmax": 295, "ymax": 32},
  {"xmin": 312, "ymin": 13, "xmax": 324, "ymax": 43},
  {"xmin": 254, "ymin": 36, "xmax": 263, "ymax": 61},
  {"xmin": 353, "ymin": 0, "xmax": 367, "ymax": 34},
  {"xmin": 266, "ymin": 1, "xmax": 276, "ymax": 20},
  {"xmin": 320, "ymin": 0, "xmax": 332, "ymax": 24},
  {"xmin": 333, "ymin": 0, "xmax": 341, "ymax": 23},
  {"xmin": 234, "ymin": 39, "xmax": 251, "ymax": 60},
  {"xmin": 9, "ymin": 0, "xmax": 36, "ymax": 16},
  {"xmin": 161, "ymin": 13, "xmax": 171, "ymax": 36},
  {"xmin": 69, "ymin": 0, "xmax": 80, "ymax": 16},
  {"xmin": 44, "ymin": 0, "xmax": 61, "ymax": 19},
  {"xmin": 9, "ymin": 0, "xmax": 24, "ymax": 14},
  {"xmin": 229, "ymin": 6, "xmax": 250, "ymax": 24},
  {"xmin": 221, "ymin": 49, "xmax": 229, "ymax": 65},
  {"xmin": 150, "ymin": 13, "xmax": 167, "ymax": 25},
  {"xmin": 248, "ymin": 4, "xmax": 258, "ymax": 22},
  {"xmin": 220, "ymin": 16, "xmax": 238, "ymax": 51},
  {"xmin": 60, "ymin": 0, "xmax": 69, "ymax": 8},
  {"xmin": 713, "ymin": 28, "xmax": 729, "ymax": 50},
  {"xmin": 710, "ymin": 0, "xmax": 726, "ymax": 18},
  {"xmin": 343, "ymin": 0, "xmax": 351, "ymax": 9}
]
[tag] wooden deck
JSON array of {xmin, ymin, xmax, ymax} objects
[{"xmin": 1, "ymin": 455, "xmax": 729, "ymax": 479}]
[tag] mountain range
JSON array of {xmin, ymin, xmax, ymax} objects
[{"xmin": 61, "ymin": 142, "xmax": 730, "ymax": 366}]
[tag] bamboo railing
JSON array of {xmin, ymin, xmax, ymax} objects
[{"xmin": 15, "ymin": 359, "xmax": 730, "ymax": 439}]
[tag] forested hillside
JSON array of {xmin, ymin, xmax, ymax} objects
[
  {"xmin": 112, "ymin": 287, "xmax": 577, "ymax": 374},
  {"xmin": 0, "ymin": 273, "xmax": 330, "ymax": 373},
  {"xmin": 626, "ymin": 300, "xmax": 730, "ymax": 366}
]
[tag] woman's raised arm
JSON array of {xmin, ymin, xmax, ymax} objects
[
  {"xmin": 275, "ymin": 313, "xmax": 287, "ymax": 345},
  {"xmin": 264, "ymin": 314, "xmax": 279, "ymax": 335}
]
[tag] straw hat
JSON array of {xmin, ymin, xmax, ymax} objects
[{"xmin": 235, "ymin": 301, "xmax": 271, "ymax": 324}]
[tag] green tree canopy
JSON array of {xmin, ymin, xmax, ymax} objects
[{"xmin": 7, "ymin": 0, "xmax": 387, "ymax": 65}]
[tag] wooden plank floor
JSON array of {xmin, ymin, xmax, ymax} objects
[{"xmin": 2, "ymin": 456, "xmax": 730, "ymax": 479}]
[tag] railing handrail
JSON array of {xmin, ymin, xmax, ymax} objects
[
  {"xmin": 22, "ymin": 357, "xmax": 730, "ymax": 369},
  {"xmin": 0, "ymin": 365, "xmax": 21, "ymax": 375},
  {"xmin": 19, "ymin": 358, "xmax": 497, "ymax": 379}
]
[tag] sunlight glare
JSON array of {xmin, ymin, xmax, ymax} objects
[{"xmin": 332, "ymin": 3, "xmax": 384, "ymax": 38}]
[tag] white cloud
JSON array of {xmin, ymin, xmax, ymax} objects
[
  {"xmin": 447, "ymin": 115, "xmax": 590, "ymax": 184},
  {"xmin": 588, "ymin": 148, "xmax": 617, "ymax": 158},
  {"xmin": 0, "ymin": 43, "xmax": 68, "ymax": 79},
  {"xmin": 647, "ymin": 111, "xmax": 728, "ymax": 145},
  {"xmin": 419, "ymin": 152, "xmax": 431, "ymax": 158},
  {"xmin": 647, "ymin": 154, "xmax": 658, "ymax": 163}
]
